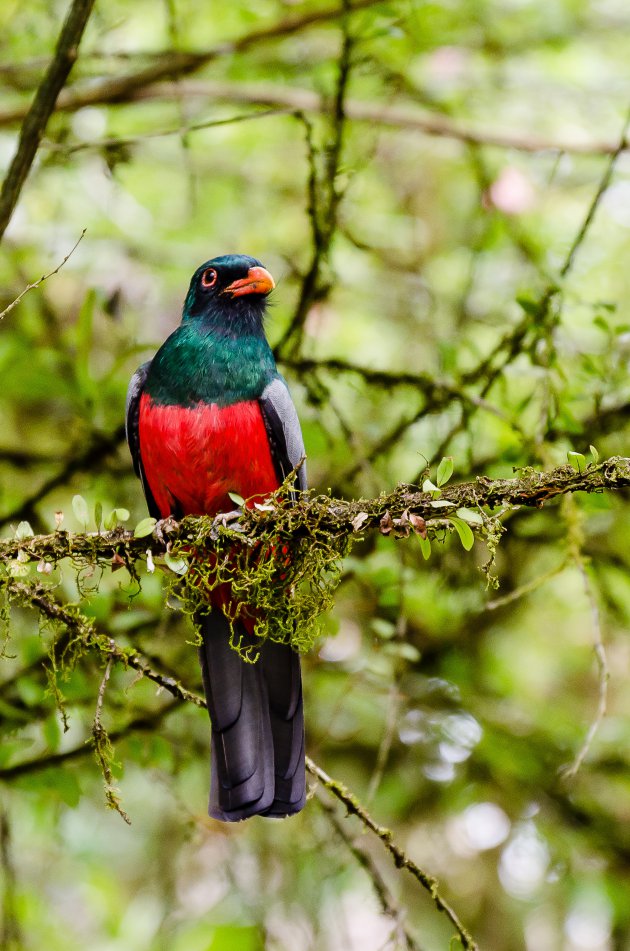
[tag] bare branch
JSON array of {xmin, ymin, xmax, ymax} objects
[
  {"xmin": 275, "ymin": 19, "xmax": 354, "ymax": 358},
  {"xmin": 0, "ymin": 0, "xmax": 96, "ymax": 240},
  {"xmin": 6, "ymin": 77, "xmax": 630, "ymax": 158}
]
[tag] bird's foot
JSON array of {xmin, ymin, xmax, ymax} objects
[
  {"xmin": 154, "ymin": 515, "xmax": 179, "ymax": 545},
  {"xmin": 213, "ymin": 509, "xmax": 243, "ymax": 529},
  {"xmin": 212, "ymin": 509, "xmax": 243, "ymax": 532}
]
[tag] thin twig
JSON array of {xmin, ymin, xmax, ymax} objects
[
  {"xmin": 464, "ymin": 105, "xmax": 630, "ymax": 404},
  {"xmin": 560, "ymin": 107, "xmax": 630, "ymax": 280},
  {"xmin": 315, "ymin": 791, "xmax": 424, "ymax": 951},
  {"xmin": 486, "ymin": 558, "xmax": 568, "ymax": 611},
  {"xmin": 366, "ymin": 682, "xmax": 402, "ymax": 807},
  {"xmin": 561, "ymin": 562, "xmax": 609, "ymax": 780},
  {"xmin": 0, "ymin": 229, "xmax": 86, "ymax": 321},
  {"xmin": 306, "ymin": 757, "xmax": 478, "ymax": 950},
  {"xmin": 43, "ymin": 108, "xmax": 291, "ymax": 155},
  {"xmin": 90, "ymin": 656, "xmax": 131, "ymax": 824},
  {"xmin": 367, "ymin": 555, "xmax": 407, "ymax": 806},
  {"xmin": 94, "ymin": 657, "xmax": 112, "ymax": 728},
  {"xmin": 275, "ymin": 17, "xmax": 353, "ymax": 358}
]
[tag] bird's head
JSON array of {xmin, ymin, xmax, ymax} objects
[{"xmin": 182, "ymin": 254, "xmax": 275, "ymax": 335}]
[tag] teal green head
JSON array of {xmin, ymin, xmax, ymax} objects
[{"xmin": 182, "ymin": 254, "xmax": 275, "ymax": 337}]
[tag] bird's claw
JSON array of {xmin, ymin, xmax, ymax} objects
[
  {"xmin": 154, "ymin": 515, "xmax": 179, "ymax": 545},
  {"xmin": 213, "ymin": 509, "xmax": 244, "ymax": 529}
]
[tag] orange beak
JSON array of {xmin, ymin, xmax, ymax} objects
[{"xmin": 223, "ymin": 266, "xmax": 275, "ymax": 298}]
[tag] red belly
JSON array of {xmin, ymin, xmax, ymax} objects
[{"xmin": 138, "ymin": 394, "xmax": 280, "ymax": 518}]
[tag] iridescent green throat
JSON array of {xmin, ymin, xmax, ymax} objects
[{"xmin": 145, "ymin": 322, "xmax": 278, "ymax": 407}]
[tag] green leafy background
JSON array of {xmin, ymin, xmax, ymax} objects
[{"xmin": 2, "ymin": 1, "xmax": 630, "ymax": 948}]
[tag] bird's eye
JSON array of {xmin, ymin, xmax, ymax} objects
[{"xmin": 201, "ymin": 268, "xmax": 217, "ymax": 289}]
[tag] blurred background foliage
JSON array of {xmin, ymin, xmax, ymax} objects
[{"xmin": 2, "ymin": 0, "xmax": 630, "ymax": 948}]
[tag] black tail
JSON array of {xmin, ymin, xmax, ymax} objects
[{"xmin": 197, "ymin": 611, "xmax": 306, "ymax": 821}]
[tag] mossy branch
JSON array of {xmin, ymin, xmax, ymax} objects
[
  {"xmin": 1, "ymin": 455, "xmax": 627, "ymax": 567},
  {"xmin": 1, "ymin": 455, "xmax": 627, "ymax": 657}
]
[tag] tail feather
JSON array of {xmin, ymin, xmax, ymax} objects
[
  {"xmin": 198, "ymin": 612, "xmax": 305, "ymax": 821},
  {"xmin": 262, "ymin": 639, "xmax": 306, "ymax": 816}
]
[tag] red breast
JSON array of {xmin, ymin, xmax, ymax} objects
[{"xmin": 138, "ymin": 394, "xmax": 280, "ymax": 518}]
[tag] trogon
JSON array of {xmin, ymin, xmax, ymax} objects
[{"xmin": 125, "ymin": 254, "xmax": 307, "ymax": 821}]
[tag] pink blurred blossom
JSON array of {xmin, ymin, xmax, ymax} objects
[{"xmin": 487, "ymin": 167, "xmax": 536, "ymax": 215}]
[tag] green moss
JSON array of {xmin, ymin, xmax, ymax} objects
[{"xmin": 170, "ymin": 490, "xmax": 353, "ymax": 661}]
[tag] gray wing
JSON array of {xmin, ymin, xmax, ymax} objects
[
  {"xmin": 259, "ymin": 376, "xmax": 307, "ymax": 493},
  {"xmin": 125, "ymin": 361, "xmax": 160, "ymax": 518}
]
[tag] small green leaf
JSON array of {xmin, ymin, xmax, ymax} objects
[
  {"xmin": 429, "ymin": 499, "xmax": 456, "ymax": 508},
  {"xmin": 134, "ymin": 517, "xmax": 157, "ymax": 538},
  {"xmin": 418, "ymin": 535, "xmax": 431, "ymax": 560},
  {"xmin": 94, "ymin": 501, "xmax": 103, "ymax": 533},
  {"xmin": 228, "ymin": 491, "xmax": 245, "ymax": 507},
  {"xmin": 567, "ymin": 450, "xmax": 586, "ymax": 474},
  {"xmin": 72, "ymin": 494, "xmax": 89, "ymax": 528},
  {"xmin": 450, "ymin": 517, "xmax": 475, "ymax": 551},
  {"xmin": 589, "ymin": 445, "xmax": 599, "ymax": 464},
  {"xmin": 436, "ymin": 456, "xmax": 454, "ymax": 487},
  {"xmin": 456, "ymin": 507, "xmax": 484, "ymax": 525},
  {"xmin": 15, "ymin": 521, "xmax": 34, "ymax": 540},
  {"xmin": 164, "ymin": 551, "xmax": 188, "ymax": 575},
  {"xmin": 104, "ymin": 508, "xmax": 130, "ymax": 530},
  {"xmin": 422, "ymin": 479, "xmax": 440, "ymax": 495}
]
